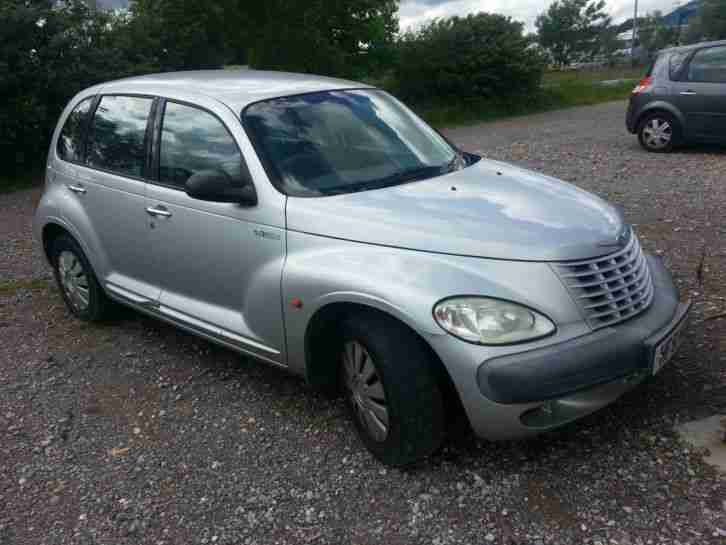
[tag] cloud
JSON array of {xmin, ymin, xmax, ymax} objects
[
  {"xmin": 94, "ymin": 0, "xmax": 679, "ymax": 34},
  {"xmin": 399, "ymin": 0, "xmax": 679, "ymax": 32}
]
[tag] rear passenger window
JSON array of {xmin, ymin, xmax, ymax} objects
[
  {"xmin": 687, "ymin": 46, "xmax": 726, "ymax": 83},
  {"xmin": 57, "ymin": 97, "xmax": 94, "ymax": 163},
  {"xmin": 86, "ymin": 95, "xmax": 154, "ymax": 178},
  {"xmin": 159, "ymin": 101, "xmax": 248, "ymax": 188}
]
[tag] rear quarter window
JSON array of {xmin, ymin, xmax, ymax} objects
[
  {"xmin": 669, "ymin": 51, "xmax": 691, "ymax": 80},
  {"xmin": 57, "ymin": 97, "xmax": 94, "ymax": 163}
]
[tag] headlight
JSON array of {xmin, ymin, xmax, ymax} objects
[{"xmin": 433, "ymin": 297, "xmax": 555, "ymax": 345}]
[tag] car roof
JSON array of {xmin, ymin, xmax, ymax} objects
[
  {"xmin": 660, "ymin": 39, "xmax": 726, "ymax": 55},
  {"xmin": 96, "ymin": 70, "xmax": 372, "ymax": 112}
]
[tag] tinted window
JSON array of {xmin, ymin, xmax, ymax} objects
[
  {"xmin": 687, "ymin": 46, "xmax": 726, "ymax": 83},
  {"xmin": 159, "ymin": 102, "xmax": 247, "ymax": 188},
  {"xmin": 668, "ymin": 51, "xmax": 690, "ymax": 79},
  {"xmin": 86, "ymin": 96, "xmax": 153, "ymax": 178},
  {"xmin": 57, "ymin": 97, "xmax": 94, "ymax": 162},
  {"xmin": 244, "ymin": 90, "xmax": 457, "ymax": 197}
]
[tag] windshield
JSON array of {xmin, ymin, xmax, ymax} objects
[{"xmin": 243, "ymin": 89, "xmax": 460, "ymax": 197}]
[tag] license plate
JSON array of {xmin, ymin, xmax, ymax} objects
[{"xmin": 652, "ymin": 312, "xmax": 688, "ymax": 375}]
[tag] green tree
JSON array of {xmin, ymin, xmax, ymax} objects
[
  {"xmin": 241, "ymin": 0, "xmax": 399, "ymax": 77},
  {"xmin": 638, "ymin": 11, "xmax": 678, "ymax": 56},
  {"xmin": 683, "ymin": 15, "xmax": 705, "ymax": 44},
  {"xmin": 125, "ymin": 0, "xmax": 398, "ymax": 77},
  {"xmin": 598, "ymin": 25, "xmax": 622, "ymax": 65},
  {"xmin": 535, "ymin": 0, "xmax": 612, "ymax": 66},
  {"xmin": 0, "ymin": 0, "xmax": 144, "ymax": 172},
  {"xmin": 129, "ymin": 0, "xmax": 229, "ymax": 70},
  {"xmin": 701, "ymin": 0, "xmax": 726, "ymax": 40},
  {"xmin": 395, "ymin": 13, "xmax": 545, "ymax": 102}
]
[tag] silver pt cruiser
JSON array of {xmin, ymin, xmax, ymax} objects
[{"xmin": 34, "ymin": 71, "xmax": 691, "ymax": 465}]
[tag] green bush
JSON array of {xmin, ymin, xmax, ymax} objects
[
  {"xmin": 0, "ymin": 0, "xmax": 153, "ymax": 176},
  {"xmin": 395, "ymin": 13, "xmax": 546, "ymax": 103}
]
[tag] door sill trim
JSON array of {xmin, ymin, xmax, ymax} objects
[{"xmin": 104, "ymin": 288, "xmax": 286, "ymax": 369}]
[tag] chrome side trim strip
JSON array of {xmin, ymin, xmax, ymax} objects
[
  {"xmin": 105, "ymin": 283, "xmax": 154, "ymax": 305},
  {"xmin": 218, "ymin": 327, "xmax": 281, "ymax": 355}
]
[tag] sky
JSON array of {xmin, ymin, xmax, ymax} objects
[
  {"xmin": 399, "ymin": 0, "xmax": 683, "ymax": 31},
  {"xmin": 99, "ymin": 0, "xmax": 681, "ymax": 32}
]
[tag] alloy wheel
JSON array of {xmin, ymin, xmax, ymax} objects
[{"xmin": 642, "ymin": 117, "xmax": 672, "ymax": 150}]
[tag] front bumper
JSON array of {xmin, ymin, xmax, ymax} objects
[{"xmin": 444, "ymin": 255, "xmax": 689, "ymax": 440}]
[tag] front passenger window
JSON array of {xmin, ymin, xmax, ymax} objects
[{"xmin": 159, "ymin": 101, "xmax": 249, "ymax": 188}]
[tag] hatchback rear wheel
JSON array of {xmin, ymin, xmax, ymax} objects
[
  {"xmin": 50, "ymin": 234, "xmax": 113, "ymax": 321},
  {"xmin": 638, "ymin": 112, "xmax": 680, "ymax": 153}
]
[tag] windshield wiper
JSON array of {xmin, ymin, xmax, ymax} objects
[
  {"xmin": 366, "ymin": 164, "xmax": 451, "ymax": 190},
  {"xmin": 322, "ymin": 163, "xmax": 454, "ymax": 196}
]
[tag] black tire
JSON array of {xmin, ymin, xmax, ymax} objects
[
  {"xmin": 637, "ymin": 111, "xmax": 681, "ymax": 153},
  {"xmin": 338, "ymin": 311, "xmax": 446, "ymax": 466},
  {"xmin": 49, "ymin": 234, "xmax": 113, "ymax": 322}
]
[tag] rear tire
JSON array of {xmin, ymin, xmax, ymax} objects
[
  {"xmin": 49, "ymin": 234, "xmax": 113, "ymax": 322},
  {"xmin": 637, "ymin": 112, "xmax": 680, "ymax": 153},
  {"xmin": 338, "ymin": 311, "xmax": 446, "ymax": 466}
]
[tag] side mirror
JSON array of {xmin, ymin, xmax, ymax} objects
[{"xmin": 185, "ymin": 170, "xmax": 257, "ymax": 206}]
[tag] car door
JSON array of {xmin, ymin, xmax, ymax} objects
[
  {"xmin": 145, "ymin": 97, "xmax": 288, "ymax": 365},
  {"xmin": 672, "ymin": 45, "xmax": 726, "ymax": 142},
  {"xmin": 58, "ymin": 94, "xmax": 158, "ymax": 305},
  {"xmin": 70, "ymin": 94, "xmax": 160, "ymax": 304}
]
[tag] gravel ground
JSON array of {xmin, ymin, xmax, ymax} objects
[{"xmin": 1, "ymin": 100, "xmax": 725, "ymax": 545}]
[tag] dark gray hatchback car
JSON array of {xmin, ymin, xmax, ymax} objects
[{"xmin": 627, "ymin": 40, "xmax": 726, "ymax": 152}]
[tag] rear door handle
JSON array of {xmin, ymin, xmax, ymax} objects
[
  {"xmin": 679, "ymin": 90, "xmax": 697, "ymax": 95},
  {"xmin": 67, "ymin": 184, "xmax": 87, "ymax": 194},
  {"xmin": 146, "ymin": 206, "xmax": 172, "ymax": 218}
]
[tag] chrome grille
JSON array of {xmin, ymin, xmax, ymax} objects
[{"xmin": 554, "ymin": 232, "xmax": 654, "ymax": 329}]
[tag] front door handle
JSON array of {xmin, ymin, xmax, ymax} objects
[
  {"xmin": 67, "ymin": 184, "xmax": 87, "ymax": 194},
  {"xmin": 679, "ymin": 90, "xmax": 697, "ymax": 95},
  {"xmin": 146, "ymin": 206, "xmax": 172, "ymax": 218}
]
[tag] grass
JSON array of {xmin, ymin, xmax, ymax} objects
[
  {"xmin": 0, "ymin": 278, "xmax": 49, "ymax": 295},
  {"xmin": 414, "ymin": 69, "xmax": 642, "ymax": 127},
  {"xmin": 542, "ymin": 65, "xmax": 645, "ymax": 86}
]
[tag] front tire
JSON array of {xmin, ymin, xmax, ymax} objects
[
  {"xmin": 50, "ymin": 234, "xmax": 113, "ymax": 322},
  {"xmin": 338, "ymin": 311, "xmax": 445, "ymax": 466},
  {"xmin": 638, "ymin": 112, "xmax": 680, "ymax": 153}
]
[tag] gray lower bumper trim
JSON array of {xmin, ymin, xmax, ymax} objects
[{"xmin": 477, "ymin": 255, "xmax": 687, "ymax": 404}]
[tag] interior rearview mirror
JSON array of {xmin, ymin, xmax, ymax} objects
[{"xmin": 185, "ymin": 169, "xmax": 257, "ymax": 206}]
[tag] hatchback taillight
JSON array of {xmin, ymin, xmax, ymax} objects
[{"xmin": 632, "ymin": 76, "xmax": 653, "ymax": 94}]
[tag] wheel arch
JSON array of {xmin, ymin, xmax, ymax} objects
[
  {"xmin": 304, "ymin": 300, "xmax": 470, "ymax": 432},
  {"xmin": 40, "ymin": 217, "xmax": 107, "ymax": 281},
  {"xmin": 42, "ymin": 222, "xmax": 73, "ymax": 262},
  {"xmin": 635, "ymin": 102, "xmax": 685, "ymax": 133}
]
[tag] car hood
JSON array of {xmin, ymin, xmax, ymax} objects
[{"xmin": 285, "ymin": 159, "xmax": 625, "ymax": 261}]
